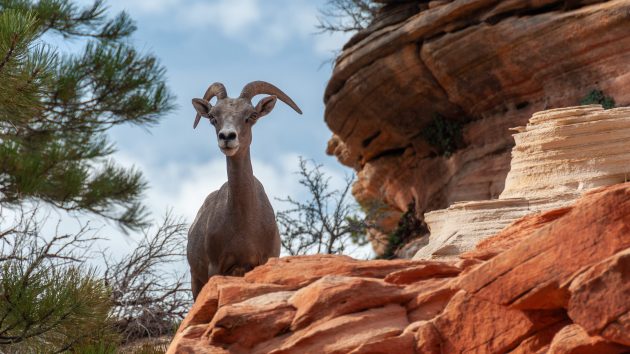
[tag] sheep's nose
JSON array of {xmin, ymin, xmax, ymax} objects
[{"xmin": 219, "ymin": 130, "xmax": 237, "ymax": 141}]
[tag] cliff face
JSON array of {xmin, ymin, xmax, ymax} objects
[
  {"xmin": 167, "ymin": 183, "xmax": 630, "ymax": 354},
  {"xmin": 324, "ymin": 0, "xmax": 630, "ymax": 241},
  {"xmin": 414, "ymin": 105, "xmax": 630, "ymax": 259}
]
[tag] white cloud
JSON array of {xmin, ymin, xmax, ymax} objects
[
  {"xmin": 177, "ymin": 0, "xmax": 261, "ymax": 36},
  {"xmin": 107, "ymin": 0, "xmax": 345, "ymax": 56},
  {"xmin": 104, "ymin": 0, "xmax": 180, "ymax": 15}
]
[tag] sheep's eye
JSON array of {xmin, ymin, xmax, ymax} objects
[
  {"xmin": 247, "ymin": 113, "xmax": 257, "ymax": 123},
  {"xmin": 209, "ymin": 116, "xmax": 217, "ymax": 125}
]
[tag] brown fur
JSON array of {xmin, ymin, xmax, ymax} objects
[{"xmin": 188, "ymin": 82, "xmax": 301, "ymax": 299}]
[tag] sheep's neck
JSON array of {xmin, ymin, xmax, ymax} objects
[{"xmin": 226, "ymin": 147, "xmax": 256, "ymax": 212}]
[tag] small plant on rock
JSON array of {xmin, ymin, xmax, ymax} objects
[
  {"xmin": 422, "ymin": 114, "xmax": 464, "ymax": 157},
  {"xmin": 580, "ymin": 89, "xmax": 616, "ymax": 109},
  {"xmin": 380, "ymin": 201, "xmax": 427, "ymax": 259}
]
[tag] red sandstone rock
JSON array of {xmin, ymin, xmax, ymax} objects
[
  {"xmin": 405, "ymin": 278, "xmax": 457, "ymax": 322},
  {"xmin": 462, "ymin": 207, "xmax": 571, "ymax": 261},
  {"xmin": 414, "ymin": 321, "xmax": 442, "ymax": 354},
  {"xmin": 509, "ymin": 321, "xmax": 570, "ymax": 354},
  {"xmin": 245, "ymin": 254, "xmax": 440, "ymax": 287},
  {"xmin": 383, "ymin": 261, "xmax": 461, "ymax": 284},
  {"xmin": 167, "ymin": 325, "xmax": 227, "ymax": 354},
  {"xmin": 431, "ymin": 291, "xmax": 564, "ymax": 353},
  {"xmin": 458, "ymin": 184, "xmax": 630, "ymax": 309},
  {"xmin": 567, "ymin": 248, "xmax": 630, "ymax": 346},
  {"xmin": 176, "ymin": 276, "xmax": 244, "ymax": 333},
  {"xmin": 252, "ymin": 304, "xmax": 408, "ymax": 354},
  {"xmin": 217, "ymin": 281, "xmax": 292, "ymax": 307},
  {"xmin": 547, "ymin": 324, "xmax": 627, "ymax": 354},
  {"xmin": 168, "ymin": 184, "xmax": 630, "ymax": 354},
  {"xmin": 206, "ymin": 291, "xmax": 296, "ymax": 348},
  {"xmin": 348, "ymin": 329, "xmax": 415, "ymax": 354},
  {"xmin": 289, "ymin": 275, "xmax": 411, "ymax": 330}
]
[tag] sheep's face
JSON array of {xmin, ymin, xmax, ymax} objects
[{"xmin": 192, "ymin": 96, "xmax": 277, "ymax": 157}]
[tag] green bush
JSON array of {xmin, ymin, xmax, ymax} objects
[
  {"xmin": 422, "ymin": 114, "xmax": 464, "ymax": 157},
  {"xmin": 0, "ymin": 262, "xmax": 117, "ymax": 353},
  {"xmin": 580, "ymin": 89, "xmax": 615, "ymax": 109},
  {"xmin": 380, "ymin": 201, "xmax": 427, "ymax": 259}
]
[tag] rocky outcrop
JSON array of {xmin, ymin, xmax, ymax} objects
[
  {"xmin": 324, "ymin": 0, "xmax": 630, "ymax": 245},
  {"xmin": 414, "ymin": 105, "xmax": 630, "ymax": 259},
  {"xmin": 168, "ymin": 183, "xmax": 630, "ymax": 354}
]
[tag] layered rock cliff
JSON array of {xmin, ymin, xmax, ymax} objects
[
  {"xmin": 414, "ymin": 104, "xmax": 630, "ymax": 259},
  {"xmin": 168, "ymin": 182, "xmax": 630, "ymax": 353},
  {"xmin": 324, "ymin": 0, "xmax": 630, "ymax": 248}
]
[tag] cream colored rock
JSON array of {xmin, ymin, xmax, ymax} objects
[
  {"xmin": 502, "ymin": 105, "xmax": 630, "ymax": 198},
  {"xmin": 415, "ymin": 105, "xmax": 630, "ymax": 259},
  {"xmin": 414, "ymin": 196, "xmax": 575, "ymax": 259}
]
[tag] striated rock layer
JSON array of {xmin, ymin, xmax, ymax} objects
[
  {"xmin": 168, "ymin": 183, "xmax": 630, "ymax": 354},
  {"xmin": 414, "ymin": 105, "xmax": 630, "ymax": 259},
  {"xmin": 324, "ymin": 0, "xmax": 630, "ymax": 244}
]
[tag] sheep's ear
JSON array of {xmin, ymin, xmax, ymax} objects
[
  {"xmin": 192, "ymin": 98, "xmax": 211, "ymax": 117},
  {"xmin": 254, "ymin": 95, "xmax": 277, "ymax": 119},
  {"xmin": 192, "ymin": 98, "xmax": 211, "ymax": 128}
]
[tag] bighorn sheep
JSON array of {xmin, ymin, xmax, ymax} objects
[{"xmin": 187, "ymin": 81, "xmax": 302, "ymax": 299}]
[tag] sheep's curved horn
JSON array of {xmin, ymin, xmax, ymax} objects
[
  {"xmin": 239, "ymin": 81, "xmax": 302, "ymax": 115},
  {"xmin": 193, "ymin": 82, "xmax": 228, "ymax": 128}
]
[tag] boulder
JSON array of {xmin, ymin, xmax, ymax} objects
[
  {"xmin": 457, "ymin": 183, "xmax": 630, "ymax": 309},
  {"xmin": 289, "ymin": 275, "xmax": 411, "ymax": 330},
  {"xmin": 546, "ymin": 324, "xmax": 627, "ymax": 354}
]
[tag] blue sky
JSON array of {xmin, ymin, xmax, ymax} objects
[{"xmin": 54, "ymin": 0, "xmax": 373, "ymax": 258}]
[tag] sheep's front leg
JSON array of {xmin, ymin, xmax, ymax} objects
[
  {"xmin": 191, "ymin": 272, "xmax": 205, "ymax": 300},
  {"xmin": 191, "ymin": 263, "xmax": 220, "ymax": 300}
]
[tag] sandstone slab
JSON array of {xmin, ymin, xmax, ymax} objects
[
  {"xmin": 431, "ymin": 291, "xmax": 564, "ymax": 354},
  {"xmin": 458, "ymin": 183, "xmax": 630, "ymax": 309},
  {"xmin": 406, "ymin": 278, "xmax": 457, "ymax": 322},
  {"xmin": 547, "ymin": 324, "xmax": 627, "ymax": 354},
  {"xmin": 217, "ymin": 282, "xmax": 292, "ymax": 307},
  {"xmin": 252, "ymin": 304, "xmax": 408, "ymax": 354},
  {"xmin": 245, "ymin": 255, "xmax": 442, "ymax": 287},
  {"xmin": 206, "ymin": 291, "xmax": 296, "ymax": 348},
  {"xmin": 383, "ymin": 261, "xmax": 461, "ymax": 284},
  {"xmin": 176, "ymin": 276, "xmax": 244, "ymax": 333},
  {"xmin": 567, "ymin": 249, "xmax": 630, "ymax": 346},
  {"xmin": 288, "ymin": 275, "xmax": 410, "ymax": 330}
]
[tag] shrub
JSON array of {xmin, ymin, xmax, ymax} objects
[
  {"xmin": 0, "ymin": 209, "xmax": 117, "ymax": 352},
  {"xmin": 580, "ymin": 89, "xmax": 615, "ymax": 109},
  {"xmin": 380, "ymin": 201, "xmax": 427, "ymax": 259},
  {"xmin": 277, "ymin": 158, "xmax": 368, "ymax": 256},
  {"xmin": 422, "ymin": 114, "xmax": 464, "ymax": 157}
]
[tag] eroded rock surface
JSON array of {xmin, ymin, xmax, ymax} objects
[
  {"xmin": 324, "ymin": 0, "xmax": 630, "ymax": 245},
  {"xmin": 414, "ymin": 105, "xmax": 630, "ymax": 259},
  {"xmin": 168, "ymin": 183, "xmax": 630, "ymax": 354}
]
